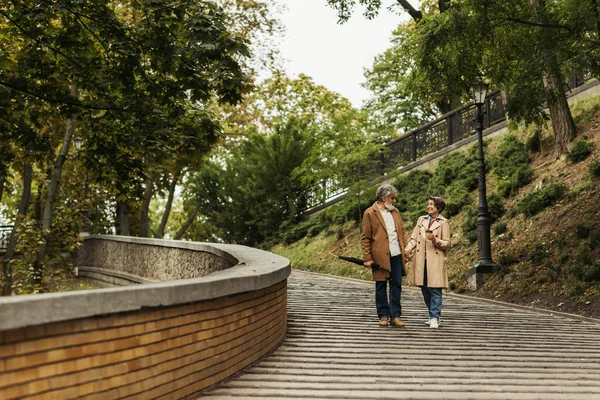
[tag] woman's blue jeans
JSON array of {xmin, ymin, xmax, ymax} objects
[
  {"xmin": 375, "ymin": 255, "xmax": 403, "ymax": 319},
  {"xmin": 421, "ymin": 261, "xmax": 442, "ymax": 319}
]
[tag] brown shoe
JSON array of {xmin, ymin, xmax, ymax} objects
[
  {"xmin": 390, "ymin": 317, "xmax": 405, "ymax": 327},
  {"xmin": 379, "ymin": 317, "xmax": 389, "ymax": 327}
]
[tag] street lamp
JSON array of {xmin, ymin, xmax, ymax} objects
[
  {"xmin": 73, "ymin": 136, "xmax": 90, "ymax": 233},
  {"xmin": 467, "ymin": 79, "xmax": 499, "ymax": 290}
]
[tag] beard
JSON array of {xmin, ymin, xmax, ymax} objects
[{"xmin": 385, "ymin": 202, "xmax": 395, "ymax": 211}]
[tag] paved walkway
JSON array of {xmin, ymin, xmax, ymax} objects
[{"xmin": 199, "ymin": 271, "xmax": 600, "ymax": 399}]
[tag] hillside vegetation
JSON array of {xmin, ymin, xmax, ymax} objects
[{"xmin": 272, "ymin": 93, "xmax": 600, "ymax": 319}]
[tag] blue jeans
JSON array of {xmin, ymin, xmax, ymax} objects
[
  {"xmin": 421, "ymin": 261, "xmax": 442, "ymax": 319},
  {"xmin": 375, "ymin": 255, "xmax": 403, "ymax": 319}
]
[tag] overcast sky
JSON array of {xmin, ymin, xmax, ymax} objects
[{"xmin": 280, "ymin": 0, "xmax": 411, "ymax": 108}]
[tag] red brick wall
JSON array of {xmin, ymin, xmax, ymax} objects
[{"xmin": 0, "ymin": 281, "xmax": 287, "ymax": 399}]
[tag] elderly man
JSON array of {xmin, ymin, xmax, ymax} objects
[{"xmin": 361, "ymin": 184, "xmax": 408, "ymax": 327}]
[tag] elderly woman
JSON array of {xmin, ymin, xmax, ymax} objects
[
  {"xmin": 361, "ymin": 184, "xmax": 408, "ymax": 327},
  {"xmin": 404, "ymin": 196, "xmax": 451, "ymax": 329}
]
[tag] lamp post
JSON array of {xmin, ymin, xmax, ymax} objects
[
  {"xmin": 467, "ymin": 79, "xmax": 499, "ymax": 290},
  {"xmin": 74, "ymin": 136, "xmax": 83, "ymax": 151},
  {"xmin": 74, "ymin": 136, "xmax": 89, "ymax": 234}
]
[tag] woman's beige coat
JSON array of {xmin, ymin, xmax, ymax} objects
[
  {"xmin": 405, "ymin": 215, "xmax": 451, "ymax": 288},
  {"xmin": 361, "ymin": 203, "xmax": 408, "ymax": 281}
]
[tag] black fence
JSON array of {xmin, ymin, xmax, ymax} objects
[
  {"xmin": 0, "ymin": 225, "xmax": 13, "ymax": 252},
  {"xmin": 383, "ymin": 90, "xmax": 505, "ymax": 167},
  {"xmin": 300, "ymin": 76, "xmax": 594, "ymax": 214}
]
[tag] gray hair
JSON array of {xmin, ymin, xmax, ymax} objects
[{"xmin": 376, "ymin": 184, "xmax": 397, "ymax": 201}]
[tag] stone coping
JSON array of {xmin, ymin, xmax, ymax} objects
[{"xmin": 0, "ymin": 235, "xmax": 291, "ymax": 331}]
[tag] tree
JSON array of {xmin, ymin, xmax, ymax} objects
[
  {"xmin": 363, "ymin": 23, "xmax": 439, "ymax": 134},
  {"xmin": 0, "ymin": 0, "xmax": 251, "ymax": 293}
]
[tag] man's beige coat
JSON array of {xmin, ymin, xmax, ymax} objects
[
  {"xmin": 361, "ymin": 203, "xmax": 408, "ymax": 281},
  {"xmin": 405, "ymin": 215, "xmax": 452, "ymax": 288}
]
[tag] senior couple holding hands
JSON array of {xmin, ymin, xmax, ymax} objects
[{"xmin": 361, "ymin": 184, "xmax": 451, "ymax": 328}]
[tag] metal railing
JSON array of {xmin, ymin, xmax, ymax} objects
[
  {"xmin": 300, "ymin": 74, "xmax": 594, "ymax": 214},
  {"xmin": 383, "ymin": 90, "xmax": 505, "ymax": 167}
]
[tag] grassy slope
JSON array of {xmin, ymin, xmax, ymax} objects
[{"xmin": 273, "ymin": 93, "xmax": 600, "ymax": 319}]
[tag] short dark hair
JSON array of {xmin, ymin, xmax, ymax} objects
[{"xmin": 428, "ymin": 196, "xmax": 446, "ymax": 213}]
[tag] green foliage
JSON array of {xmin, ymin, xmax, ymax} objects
[
  {"xmin": 363, "ymin": 24, "xmax": 438, "ymax": 134},
  {"xmin": 497, "ymin": 253, "xmax": 519, "ymax": 266},
  {"xmin": 489, "ymin": 135, "xmax": 533, "ymax": 198},
  {"xmin": 211, "ymin": 118, "xmax": 315, "ymax": 246},
  {"xmin": 525, "ymin": 129, "xmax": 542, "ymax": 153},
  {"xmin": 461, "ymin": 205, "xmax": 478, "ymax": 241},
  {"xmin": 516, "ymin": 182, "xmax": 567, "ymax": 217},
  {"xmin": 589, "ymin": 160, "xmax": 600, "ymax": 179},
  {"xmin": 566, "ymin": 139, "xmax": 594, "ymax": 163},
  {"xmin": 493, "ymin": 221, "xmax": 507, "ymax": 236}
]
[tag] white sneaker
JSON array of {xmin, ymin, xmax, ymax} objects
[
  {"xmin": 425, "ymin": 319, "xmax": 432, "ymax": 325},
  {"xmin": 430, "ymin": 318, "xmax": 439, "ymax": 329}
]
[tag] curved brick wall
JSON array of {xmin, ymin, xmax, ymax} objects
[{"xmin": 0, "ymin": 236, "xmax": 290, "ymax": 399}]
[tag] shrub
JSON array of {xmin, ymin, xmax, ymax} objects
[
  {"xmin": 525, "ymin": 129, "xmax": 542, "ymax": 153},
  {"xmin": 564, "ymin": 278, "xmax": 587, "ymax": 296},
  {"xmin": 307, "ymin": 224, "xmax": 322, "ymax": 238},
  {"xmin": 444, "ymin": 186, "xmax": 471, "ymax": 217},
  {"xmin": 497, "ymin": 253, "xmax": 519, "ymax": 266},
  {"xmin": 566, "ymin": 139, "xmax": 594, "ymax": 163},
  {"xmin": 466, "ymin": 230, "xmax": 478, "ymax": 243},
  {"xmin": 493, "ymin": 221, "xmax": 508, "ymax": 235},
  {"xmin": 516, "ymin": 182, "xmax": 567, "ymax": 217},
  {"xmin": 589, "ymin": 160, "xmax": 600, "ymax": 179},
  {"xmin": 583, "ymin": 264, "xmax": 600, "ymax": 282},
  {"xmin": 487, "ymin": 193, "xmax": 505, "ymax": 221},
  {"xmin": 489, "ymin": 135, "xmax": 533, "ymax": 198},
  {"xmin": 461, "ymin": 205, "xmax": 478, "ymax": 236}
]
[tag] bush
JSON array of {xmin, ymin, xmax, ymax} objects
[
  {"xmin": 461, "ymin": 205, "xmax": 478, "ymax": 236},
  {"xmin": 306, "ymin": 224, "xmax": 322, "ymax": 238},
  {"xmin": 487, "ymin": 193, "xmax": 505, "ymax": 221},
  {"xmin": 589, "ymin": 160, "xmax": 600, "ymax": 179},
  {"xmin": 566, "ymin": 139, "xmax": 594, "ymax": 163},
  {"xmin": 583, "ymin": 264, "xmax": 600, "ymax": 282},
  {"xmin": 516, "ymin": 182, "xmax": 567, "ymax": 217},
  {"xmin": 489, "ymin": 135, "xmax": 533, "ymax": 198},
  {"xmin": 564, "ymin": 278, "xmax": 587, "ymax": 296},
  {"xmin": 497, "ymin": 253, "xmax": 519, "ymax": 266},
  {"xmin": 444, "ymin": 186, "xmax": 471, "ymax": 217},
  {"xmin": 466, "ymin": 230, "xmax": 478, "ymax": 243},
  {"xmin": 525, "ymin": 129, "xmax": 542, "ymax": 153},
  {"xmin": 493, "ymin": 221, "xmax": 508, "ymax": 235}
]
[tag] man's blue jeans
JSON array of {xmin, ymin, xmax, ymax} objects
[
  {"xmin": 375, "ymin": 255, "xmax": 403, "ymax": 319},
  {"xmin": 421, "ymin": 261, "xmax": 442, "ymax": 319}
]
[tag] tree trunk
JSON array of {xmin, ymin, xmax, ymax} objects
[
  {"xmin": 396, "ymin": 0, "xmax": 423, "ymax": 22},
  {"xmin": 438, "ymin": 0, "xmax": 450, "ymax": 13},
  {"xmin": 1, "ymin": 162, "xmax": 33, "ymax": 295},
  {"xmin": 33, "ymin": 84, "xmax": 79, "ymax": 287},
  {"xmin": 528, "ymin": 0, "xmax": 576, "ymax": 154},
  {"xmin": 174, "ymin": 206, "xmax": 199, "ymax": 240},
  {"xmin": 139, "ymin": 178, "xmax": 154, "ymax": 237},
  {"xmin": 117, "ymin": 201, "xmax": 130, "ymax": 236},
  {"xmin": 592, "ymin": 0, "xmax": 600, "ymax": 37},
  {"xmin": 155, "ymin": 169, "xmax": 183, "ymax": 239},
  {"xmin": 542, "ymin": 65, "xmax": 576, "ymax": 154}
]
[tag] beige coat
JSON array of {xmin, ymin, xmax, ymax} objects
[
  {"xmin": 361, "ymin": 203, "xmax": 408, "ymax": 281},
  {"xmin": 405, "ymin": 215, "xmax": 452, "ymax": 288}
]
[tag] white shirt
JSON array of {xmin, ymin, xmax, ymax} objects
[{"xmin": 377, "ymin": 205, "xmax": 402, "ymax": 257}]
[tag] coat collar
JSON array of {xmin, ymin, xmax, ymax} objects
[
  {"xmin": 371, "ymin": 202, "xmax": 388, "ymax": 232},
  {"xmin": 420, "ymin": 214, "xmax": 445, "ymax": 231}
]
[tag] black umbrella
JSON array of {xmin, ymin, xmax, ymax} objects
[{"xmin": 337, "ymin": 255, "xmax": 390, "ymax": 279}]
